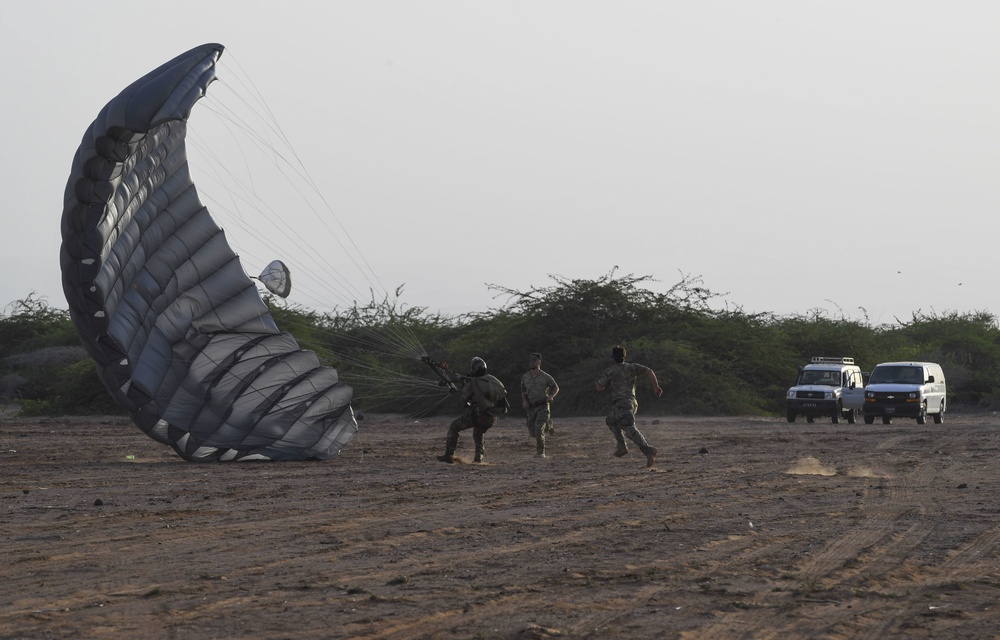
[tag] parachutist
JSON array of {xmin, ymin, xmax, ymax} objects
[{"xmin": 438, "ymin": 357, "xmax": 510, "ymax": 464}]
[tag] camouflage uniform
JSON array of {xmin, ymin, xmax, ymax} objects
[
  {"xmin": 595, "ymin": 362, "xmax": 655, "ymax": 456},
  {"xmin": 521, "ymin": 369, "xmax": 559, "ymax": 454},
  {"xmin": 443, "ymin": 374, "xmax": 507, "ymax": 462}
]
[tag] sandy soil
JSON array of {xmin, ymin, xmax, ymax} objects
[{"xmin": 3, "ymin": 411, "xmax": 1000, "ymax": 639}]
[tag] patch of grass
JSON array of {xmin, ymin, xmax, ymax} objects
[
  {"xmin": 698, "ymin": 582, "xmax": 730, "ymax": 595},
  {"xmin": 853, "ymin": 588, "xmax": 904, "ymax": 599},
  {"xmin": 792, "ymin": 577, "xmax": 822, "ymax": 595},
  {"xmin": 15, "ymin": 555, "xmax": 52, "ymax": 564}
]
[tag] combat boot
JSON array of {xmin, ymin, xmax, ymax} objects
[
  {"xmin": 473, "ymin": 453, "xmax": 484, "ymax": 463},
  {"xmin": 645, "ymin": 447, "xmax": 658, "ymax": 468},
  {"xmin": 437, "ymin": 453, "xmax": 455, "ymax": 464},
  {"xmin": 613, "ymin": 442, "xmax": 628, "ymax": 457}
]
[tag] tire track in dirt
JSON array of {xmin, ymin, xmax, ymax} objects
[
  {"xmin": 7, "ymin": 415, "xmax": 1000, "ymax": 639},
  {"xmin": 672, "ymin": 426, "xmax": 954, "ymax": 640}
]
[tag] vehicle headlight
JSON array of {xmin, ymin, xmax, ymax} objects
[
  {"xmin": 866, "ymin": 392, "xmax": 874, "ymax": 398},
  {"xmin": 787, "ymin": 390, "xmax": 796, "ymax": 399},
  {"xmin": 908, "ymin": 392, "xmax": 917, "ymax": 399},
  {"xmin": 824, "ymin": 391, "xmax": 834, "ymax": 399}
]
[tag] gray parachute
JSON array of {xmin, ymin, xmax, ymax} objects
[{"xmin": 60, "ymin": 43, "xmax": 357, "ymax": 461}]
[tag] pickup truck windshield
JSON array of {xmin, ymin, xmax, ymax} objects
[{"xmin": 799, "ymin": 370, "xmax": 842, "ymax": 386}]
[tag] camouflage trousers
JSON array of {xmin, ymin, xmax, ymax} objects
[
  {"xmin": 606, "ymin": 398, "xmax": 653, "ymax": 455},
  {"xmin": 446, "ymin": 409, "xmax": 496, "ymax": 459},
  {"xmin": 526, "ymin": 403, "xmax": 551, "ymax": 453}
]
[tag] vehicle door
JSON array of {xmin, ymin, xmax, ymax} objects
[
  {"xmin": 841, "ymin": 370, "xmax": 866, "ymax": 410},
  {"xmin": 925, "ymin": 365, "xmax": 945, "ymax": 409}
]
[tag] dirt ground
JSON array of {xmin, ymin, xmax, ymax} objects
[{"xmin": 3, "ymin": 410, "xmax": 1000, "ymax": 639}]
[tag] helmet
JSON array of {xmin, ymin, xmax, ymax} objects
[{"xmin": 469, "ymin": 356, "xmax": 487, "ymax": 376}]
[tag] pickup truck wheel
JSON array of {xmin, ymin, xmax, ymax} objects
[
  {"xmin": 882, "ymin": 416, "xmax": 892, "ymax": 425},
  {"xmin": 831, "ymin": 403, "xmax": 840, "ymax": 424},
  {"xmin": 845, "ymin": 408, "xmax": 857, "ymax": 424},
  {"xmin": 916, "ymin": 402, "xmax": 927, "ymax": 425},
  {"xmin": 864, "ymin": 415, "xmax": 875, "ymax": 424},
  {"xmin": 786, "ymin": 410, "xmax": 796, "ymax": 423}
]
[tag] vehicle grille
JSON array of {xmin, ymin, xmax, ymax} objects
[
  {"xmin": 795, "ymin": 390, "xmax": 828, "ymax": 399},
  {"xmin": 868, "ymin": 392, "xmax": 907, "ymax": 401}
]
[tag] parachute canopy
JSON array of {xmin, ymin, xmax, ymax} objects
[
  {"xmin": 257, "ymin": 260, "xmax": 292, "ymax": 298},
  {"xmin": 60, "ymin": 43, "xmax": 357, "ymax": 461}
]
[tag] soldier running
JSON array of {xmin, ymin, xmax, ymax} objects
[
  {"xmin": 520, "ymin": 352, "xmax": 559, "ymax": 458},
  {"xmin": 594, "ymin": 345, "xmax": 663, "ymax": 468}
]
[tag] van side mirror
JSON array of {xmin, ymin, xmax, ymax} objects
[{"xmin": 927, "ymin": 375, "xmax": 935, "ymax": 383}]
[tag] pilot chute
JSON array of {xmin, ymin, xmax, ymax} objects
[
  {"xmin": 59, "ymin": 43, "xmax": 357, "ymax": 461},
  {"xmin": 256, "ymin": 260, "xmax": 292, "ymax": 298}
]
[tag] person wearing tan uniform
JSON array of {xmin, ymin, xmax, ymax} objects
[{"xmin": 520, "ymin": 352, "xmax": 559, "ymax": 458}]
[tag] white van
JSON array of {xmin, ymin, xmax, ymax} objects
[{"xmin": 863, "ymin": 362, "xmax": 947, "ymax": 425}]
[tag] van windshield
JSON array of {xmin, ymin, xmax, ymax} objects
[
  {"xmin": 869, "ymin": 366, "xmax": 924, "ymax": 385},
  {"xmin": 799, "ymin": 370, "xmax": 841, "ymax": 386}
]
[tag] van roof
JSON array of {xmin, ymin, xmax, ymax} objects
[{"xmin": 873, "ymin": 362, "xmax": 942, "ymax": 367}]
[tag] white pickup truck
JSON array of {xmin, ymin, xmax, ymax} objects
[{"xmin": 786, "ymin": 356, "xmax": 867, "ymax": 424}]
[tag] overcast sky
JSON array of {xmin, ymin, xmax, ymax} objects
[{"xmin": 2, "ymin": 1, "xmax": 997, "ymax": 324}]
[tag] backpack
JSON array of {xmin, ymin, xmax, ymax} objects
[
  {"xmin": 488, "ymin": 393, "xmax": 511, "ymax": 418},
  {"xmin": 471, "ymin": 376, "xmax": 509, "ymax": 418}
]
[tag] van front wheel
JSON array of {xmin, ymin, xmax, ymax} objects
[{"xmin": 916, "ymin": 402, "xmax": 927, "ymax": 425}]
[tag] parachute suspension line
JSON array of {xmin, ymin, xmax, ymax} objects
[
  {"xmin": 189, "ymin": 114, "xmax": 376, "ymax": 312},
  {"xmin": 250, "ymin": 324, "xmax": 443, "ymax": 412},
  {"xmin": 188, "ymin": 124, "xmax": 430, "ymax": 362},
  {"xmin": 267, "ymin": 318, "xmax": 427, "ymax": 366},
  {"xmin": 200, "ymin": 78, "xmax": 384, "ymax": 305},
  {"xmin": 187, "ymin": 124, "xmax": 375, "ymax": 307},
  {"xmin": 203, "ymin": 58, "xmax": 406, "ymax": 310},
  {"xmin": 188, "ymin": 71, "xmax": 429, "ymax": 360},
  {"xmin": 190, "ymin": 94, "xmax": 428, "ymax": 359},
  {"xmin": 217, "ymin": 53, "xmax": 390, "ymax": 299}
]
